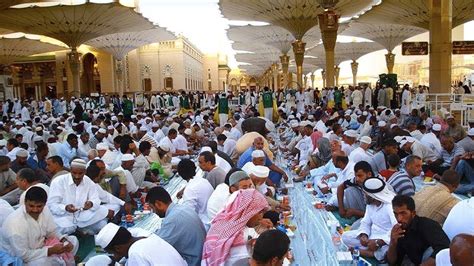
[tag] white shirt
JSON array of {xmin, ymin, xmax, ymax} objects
[
  {"xmin": 0, "ymin": 205, "xmax": 60, "ymax": 263},
  {"xmin": 357, "ymin": 203, "xmax": 398, "ymax": 243},
  {"xmin": 420, "ymin": 132, "xmax": 442, "ymax": 157},
  {"xmin": 410, "ymin": 141, "xmax": 438, "ymax": 162},
  {"xmin": 341, "ymin": 141, "xmax": 356, "ymax": 157},
  {"xmin": 173, "ymin": 134, "xmax": 188, "ymax": 151},
  {"xmin": 330, "ymin": 161, "xmax": 355, "ymax": 190},
  {"xmin": 241, "ymin": 162, "xmax": 256, "ymax": 176},
  {"xmin": 223, "ymin": 138, "xmax": 237, "ymax": 156},
  {"xmin": 315, "ymin": 120, "xmax": 328, "ymax": 134},
  {"xmin": 21, "ymin": 106, "xmax": 30, "ymax": 122},
  {"xmin": 206, "ymin": 183, "xmax": 230, "ymax": 224},
  {"xmin": 443, "ymin": 198, "xmax": 474, "ymax": 241},
  {"xmin": 435, "ymin": 249, "xmax": 451, "ymax": 266},
  {"xmin": 182, "ymin": 175, "xmax": 214, "ymax": 222},
  {"xmin": 48, "ymin": 173, "xmax": 103, "ymax": 228},
  {"xmin": 0, "ymin": 199, "xmax": 13, "ymax": 227},
  {"xmin": 401, "ymin": 90, "xmax": 412, "ymax": 115},
  {"xmin": 127, "ymin": 234, "xmax": 186, "ymax": 266},
  {"xmin": 216, "ymin": 154, "xmax": 232, "ymax": 173},
  {"xmin": 160, "ymin": 137, "xmax": 176, "ymax": 154},
  {"xmin": 6, "ymin": 146, "xmax": 20, "ymax": 161},
  {"xmin": 295, "ymin": 135, "xmax": 313, "ymax": 166},
  {"xmin": 409, "ymin": 130, "xmax": 424, "ymax": 141},
  {"xmin": 115, "ymin": 166, "xmax": 138, "ymax": 193},
  {"xmin": 351, "ymin": 90, "xmax": 363, "ymax": 107},
  {"xmin": 229, "ymin": 127, "xmax": 242, "ymax": 141},
  {"xmin": 348, "ymin": 147, "xmax": 374, "ymax": 169}
]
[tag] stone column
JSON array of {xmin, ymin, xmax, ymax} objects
[
  {"xmin": 385, "ymin": 52, "xmax": 395, "ymax": 74},
  {"xmin": 116, "ymin": 59, "xmax": 124, "ymax": 96},
  {"xmin": 304, "ymin": 75, "xmax": 308, "ymax": 89},
  {"xmin": 280, "ymin": 54, "xmax": 289, "ymax": 88},
  {"xmin": 288, "ymin": 72, "xmax": 293, "ymax": 88},
  {"xmin": 429, "ymin": 0, "xmax": 452, "ymax": 93},
  {"xmin": 322, "ymin": 70, "xmax": 326, "ymax": 88},
  {"xmin": 272, "ymin": 63, "xmax": 279, "ymax": 91},
  {"xmin": 351, "ymin": 60, "xmax": 359, "ymax": 86},
  {"xmin": 318, "ymin": 10, "xmax": 339, "ymax": 88},
  {"xmin": 292, "ymin": 40, "xmax": 306, "ymax": 88},
  {"xmin": 310, "ymin": 73, "xmax": 315, "ymax": 88},
  {"xmin": 334, "ymin": 66, "xmax": 340, "ymax": 87},
  {"xmin": 67, "ymin": 48, "xmax": 81, "ymax": 98}
]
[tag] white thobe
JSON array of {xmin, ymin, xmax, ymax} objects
[
  {"xmin": 401, "ymin": 90, "xmax": 412, "ymax": 115},
  {"xmin": 295, "ymin": 91, "xmax": 305, "ymax": 113},
  {"xmin": 14, "ymin": 102, "xmax": 21, "ymax": 116},
  {"xmin": 127, "ymin": 234, "xmax": 186, "ymax": 266},
  {"xmin": 182, "ymin": 175, "xmax": 214, "ymax": 223},
  {"xmin": 48, "ymin": 174, "xmax": 106, "ymax": 233},
  {"xmin": 420, "ymin": 133, "xmax": 442, "ymax": 157},
  {"xmin": 115, "ymin": 166, "xmax": 139, "ymax": 193},
  {"xmin": 21, "ymin": 107, "xmax": 30, "ymax": 122},
  {"xmin": 295, "ymin": 136, "xmax": 313, "ymax": 167},
  {"xmin": 95, "ymin": 183, "xmax": 124, "ymax": 215},
  {"xmin": 348, "ymin": 147, "xmax": 375, "ymax": 169},
  {"xmin": 351, "ymin": 90, "xmax": 363, "ymax": 107},
  {"xmin": 205, "ymin": 183, "xmax": 230, "ymax": 225},
  {"xmin": 216, "ymin": 154, "xmax": 232, "ymax": 173},
  {"xmin": 341, "ymin": 141, "xmax": 356, "ymax": 157},
  {"xmin": 410, "ymin": 130, "xmax": 424, "ymax": 141},
  {"xmin": 364, "ymin": 88, "xmax": 372, "ymax": 107},
  {"xmin": 159, "ymin": 137, "xmax": 176, "ymax": 154},
  {"xmin": 0, "ymin": 205, "xmax": 79, "ymax": 265},
  {"xmin": 173, "ymin": 134, "xmax": 188, "ymax": 152},
  {"xmin": 0, "ymin": 199, "xmax": 13, "ymax": 227},
  {"xmin": 223, "ymin": 138, "xmax": 237, "ymax": 156}
]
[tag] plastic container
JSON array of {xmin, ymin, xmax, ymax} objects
[{"xmin": 353, "ymin": 246, "xmax": 360, "ymax": 265}]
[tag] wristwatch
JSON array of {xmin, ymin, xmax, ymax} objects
[{"xmin": 375, "ymin": 239, "xmax": 382, "ymax": 248}]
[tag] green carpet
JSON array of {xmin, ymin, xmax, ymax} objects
[
  {"xmin": 331, "ymin": 210, "xmax": 358, "ymax": 226},
  {"xmin": 75, "ymin": 234, "xmax": 95, "ymax": 263}
]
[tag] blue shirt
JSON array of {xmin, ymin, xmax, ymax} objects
[
  {"xmin": 55, "ymin": 142, "xmax": 77, "ymax": 168},
  {"xmin": 156, "ymin": 203, "xmax": 206, "ymax": 266},
  {"xmin": 237, "ymin": 147, "xmax": 272, "ymax": 168}
]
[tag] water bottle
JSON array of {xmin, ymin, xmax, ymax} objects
[
  {"xmin": 353, "ymin": 246, "xmax": 360, "ymax": 265},
  {"xmin": 120, "ymin": 214, "xmax": 126, "ymax": 227}
]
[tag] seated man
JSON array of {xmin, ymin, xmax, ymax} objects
[
  {"xmin": 0, "ymin": 155, "xmax": 20, "ymax": 205},
  {"xmin": 425, "ymin": 136, "xmax": 464, "ymax": 175},
  {"xmin": 198, "ymin": 151, "xmax": 226, "ymax": 189},
  {"xmin": 342, "ymin": 177, "xmax": 397, "ymax": 261},
  {"xmin": 89, "ymin": 159, "xmax": 127, "ymax": 201},
  {"xmin": 146, "ymin": 186, "xmax": 206, "ymax": 266},
  {"xmin": 326, "ymin": 161, "xmax": 373, "ymax": 219},
  {"xmin": 387, "ymin": 195, "xmax": 450, "ymax": 266},
  {"xmin": 453, "ymin": 151, "xmax": 474, "ymax": 195},
  {"xmin": 238, "ymin": 137, "xmax": 288, "ymax": 186},
  {"xmin": 413, "ymin": 170, "xmax": 460, "ymax": 225},
  {"xmin": 10, "ymin": 148, "xmax": 30, "ymax": 173},
  {"xmin": 250, "ymin": 230, "xmax": 290, "ymax": 266},
  {"xmin": 436, "ymin": 234, "xmax": 474, "ymax": 266},
  {"xmin": 442, "ymin": 198, "xmax": 474, "ymax": 241},
  {"xmin": 318, "ymin": 151, "xmax": 354, "ymax": 195},
  {"xmin": 48, "ymin": 159, "xmax": 107, "ymax": 234},
  {"xmin": 177, "ymin": 159, "xmax": 214, "ymax": 223},
  {"xmin": 387, "ymin": 155, "xmax": 422, "ymax": 196},
  {"xmin": 0, "ymin": 187, "xmax": 78, "ymax": 265},
  {"xmin": 46, "ymin": 155, "xmax": 69, "ymax": 181},
  {"xmin": 96, "ymin": 223, "xmax": 186, "ymax": 265},
  {"xmin": 16, "ymin": 168, "xmax": 50, "ymax": 205}
]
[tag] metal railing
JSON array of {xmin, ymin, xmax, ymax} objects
[{"xmin": 413, "ymin": 93, "xmax": 474, "ymax": 128}]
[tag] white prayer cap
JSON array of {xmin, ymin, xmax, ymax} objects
[
  {"xmin": 151, "ymin": 122, "xmax": 159, "ymax": 128},
  {"xmin": 360, "ymin": 136, "xmax": 372, "ymax": 144},
  {"xmin": 288, "ymin": 115, "xmax": 295, "ymax": 120},
  {"xmin": 166, "ymin": 117, "xmax": 173, "ymax": 122},
  {"xmin": 121, "ymin": 154, "xmax": 135, "ymax": 161},
  {"xmin": 362, "ymin": 177, "xmax": 395, "ymax": 204},
  {"xmin": 16, "ymin": 148, "xmax": 28, "ymax": 157},
  {"xmin": 250, "ymin": 165, "xmax": 269, "ymax": 179},
  {"xmin": 33, "ymin": 136, "xmax": 43, "ymax": 142},
  {"xmin": 432, "ymin": 124, "xmax": 442, "ymax": 131},
  {"xmin": 95, "ymin": 223, "xmax": 120, "ymax": 249},
  {"xmin": 0, "ymin": 139, "xmax": 6, "ymax": 146},
  {"xmin": 15, "ymin": 121, "xmax": 23, "ymax": 126},
  {"xmin": 98, "ymin": 128, "xmax": 107, "ymax": 134},
  {"xmin": 139, "ymin": 126, "xmax": 148, "ymax": 132},
  {"xmin": 201, "ymin": 146, "xmax": 212, "ymax": 153},
  {"xmin": 145, "ymin": 117, "xmax": 152, "ymax": 121},
  {"xmin": 97, "ymin": 143, "xmax": 108, "ymax": 151},
  {"xmin": 70, "ymin": 159, "xmax": 87, "ymax": 169},
  {"xmin": 362, "ymin": 111, "xmax": 368, "ymax": 116},
  {"xmin": 468, "ymin": 128, "xmax": 474, "ymax": 137},
  {"xmin": 299, "ymin": 121, "xmax": 311, "ymax": 127},
  {"xmin": 344, "ymin": 110, "xmax": 352, "ymax": 116},
  {"xmin": 378, "ymin": 121, "xmax": 387, "ymax": 127},
  {"xmin": 399, "ymin": 137, "xmax": 415, "ymax": 149},
  {"xmin": 290, "ymin": 120, "xmax": 299, "ymax": 128},
  {"xmin": 251, "ymin": 149, "xmax": 265, "ymax": 158},
  {"xmin": 184, "ymin": 129, "xmax": 193, "ymax": 136},
  {"xmin": 158, "ymin": 143, "xmax": 170, "ymax": 152},
  {"xmin": 390, "ymin": 124, "xmax": 399, "ymax": 129},
  {"xmin": 446, "ymin": 114, "xmax": 454, "ymax": 120},
  {"xmin": 107, "ymin": 125, "xmax": 114, "ymax": 130},
  {"xmin": 265, "ymin": 120, "xmax": 275, "ymax": 132},
  {"xmin": 308, "ymin": 115, "xmax": 314, "ymax": 120},
  {"xmin": 369, "ymin": 107, "xmax": 375, "ymax": 111},
  {"xmin": 111, "ymin": 116, "xmax": 118, "ymax": 121},
  {"xmin": 344, "ymin": 130, "xmax": 358, "ymax": 138},
  {"xmin": 35, "ymin": 126, "xmax": 43, "ymax": 132},
  {"xmin": 85, "ymin": 255, "xmax": 112, "ymax": 266}
]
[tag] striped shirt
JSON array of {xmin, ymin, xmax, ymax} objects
[{"xmin": 387, "ymin": 170, "xmax": 415, "ymax": 196}]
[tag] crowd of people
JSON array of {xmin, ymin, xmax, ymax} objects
[{"xmin": 0, "ymin": 83, "xmax": 472, "ymax": 266}]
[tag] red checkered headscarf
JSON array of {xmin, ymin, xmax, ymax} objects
[{"xmin": 202, "ymin": 189, "xmax": 269, "ymax": 266}]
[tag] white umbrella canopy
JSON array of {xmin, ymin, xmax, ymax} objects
[
  {"xmin": 0, "ymin": 1, "xmax": 155, "ymax": 49},
  {"xmin": 341, "ymin": 22, "xmax": 426, "ymax": 52},
  {"xmin": 0, "ymin": 33, "xmax": 67, "ymax": 65},
  {"xmin": 85, "ymin": 27, "xmax": 176, "ymax": 59}
]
